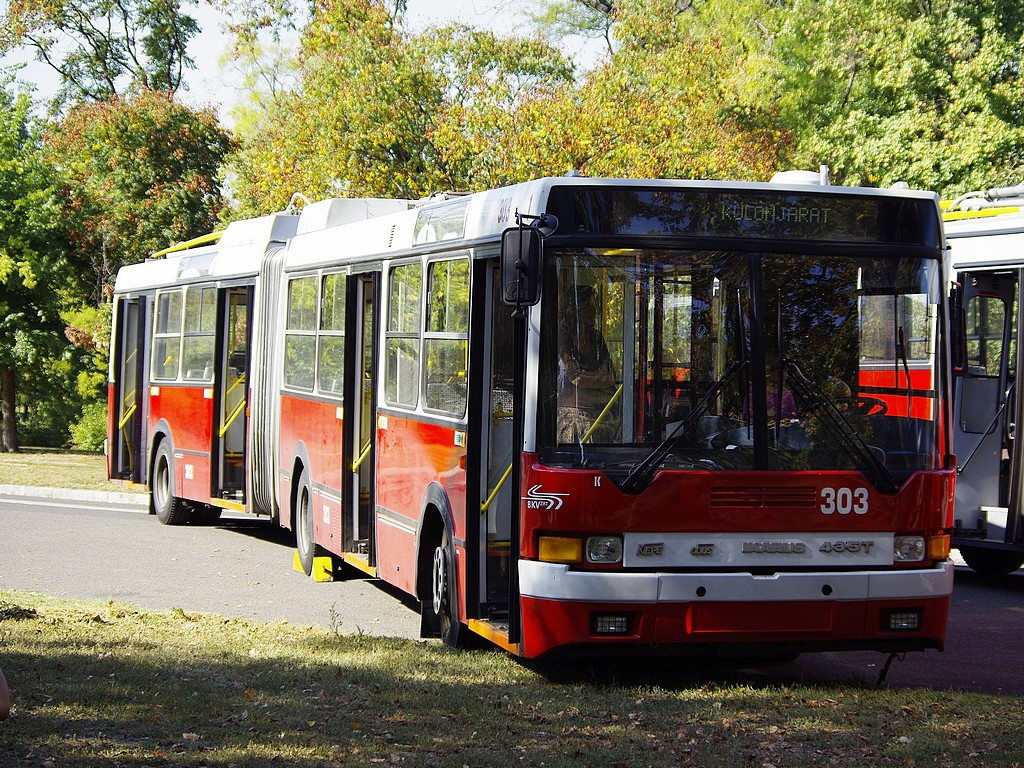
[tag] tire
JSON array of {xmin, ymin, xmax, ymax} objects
[
  {"xmin": 431, "ymin": 527, "xmax": 464, "ymax": 647},
  {"xmin": 294, "ymin": 467, "xmax": 315, "ymax": 576},
  {"xmin": 959, "ymin": 546, "xmax": 1024, "ymax": 575},
  {"xmin": 151, "ymin": 440, "xmax": 189, "ymax": 525}
]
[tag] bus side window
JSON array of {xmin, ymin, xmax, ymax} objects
[
  {"xmin": 153, "ymin": 289, "xmax": 183, "ymax": 381},
  {"xmin": 424, "ymin": 258, "xmax": 469, "ymax": 415},
  {"xmin": 965, "ymin": 295, "xmax": 1006, "ymax": 377},
  {"xmin": 385, "ymin": 262, "xmax": 422, "ymax": 407},
  {"xmin": 284, "ymin": 275, "xmax": 317, "ymax": 391}
]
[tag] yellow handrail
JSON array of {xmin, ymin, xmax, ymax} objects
[
  {"xmin": 117, "ymin": 402, "xmax": 137, "ymax": 431},
  {"xmin": 352, "ymin": 440, "xmax": 372, "ymax": 472},
  {"xmin": 580, "ymin": 384, "xmax": 624, "ymax": 443},
  {"xmin": 480, "ymin": 462, "xmax": 513, "ymax": 514},
  {"xmin": 151, "ymin": 230, "xmax": 224, "ymax": 259},
  {"xmin": 225, "ymin": 373, "xmax": 246, "ymax": 397},
  {"xmin": 219, "ymin": 398, "xmax": 246, "ymax": 437}
]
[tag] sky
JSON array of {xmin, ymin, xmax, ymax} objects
[{"xmin": 1, "ymin": 0, "xmax": 597, "ymax": 123}]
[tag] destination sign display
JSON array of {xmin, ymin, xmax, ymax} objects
[{"xmin": 547, "ymin": 187, "xmax": 940, "ymax": 247}]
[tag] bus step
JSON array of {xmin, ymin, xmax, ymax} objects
[
  {"xmin": 342, "ymin": 551, "xmax": 376, "ymax": 577},
  {"xmin": 466, "ymin": 619, "xmax": 517, "ymax": 654}
]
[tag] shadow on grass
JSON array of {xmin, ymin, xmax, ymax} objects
[{"xmin": 0, "ymin": 595, "xmax": 1020, "ymax": 768}]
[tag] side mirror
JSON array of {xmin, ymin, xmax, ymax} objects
[{"xmin": 500, "ymin": 227, "xmax": 543, "ymax": 307}]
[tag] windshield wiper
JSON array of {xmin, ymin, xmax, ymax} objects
[
  {"xmin": 783, "ymin": 359, "xmax": 899, "ymax": 493},
  {"xmin": 897, "ymin": 326, "xmax": 913, "ymax": 415},
  {"xmin": 619, "ymin": 360, "xmax": 748, "ymax": 494}
]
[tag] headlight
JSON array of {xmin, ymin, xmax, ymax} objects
[
  {"xmin": 894, "ymin": 536, "xmax": 925, "ymax": 562},
  {"xmin": 586, "ymin": 535, "xmax": 623, "ymax": 564}
]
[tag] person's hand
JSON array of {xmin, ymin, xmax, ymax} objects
[{"xmin": 563, "ymin": 357, "xmax": 581, "ymax": 385}]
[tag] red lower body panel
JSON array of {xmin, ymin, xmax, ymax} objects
[{"xmin": 519, "ymin": 595, "xmax": 949, "ymax": 659}]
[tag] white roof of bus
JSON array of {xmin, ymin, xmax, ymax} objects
[
  {"xmin": 114, "ymin": 211, "xmax": 302, "ymax": 293},
  {"xmin": 945, "ymin": 209, "xmax": 1024, "ymax": 271},
  {"xmin": 114, "ymin": 176, "xmax": 941, "ymax": 289}
]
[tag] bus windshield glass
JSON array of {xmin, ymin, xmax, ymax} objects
[{"xmin": 538, "ymin": 247, "xmax": 943, "ymax": 490}]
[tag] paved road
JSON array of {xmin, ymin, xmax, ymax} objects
[
  {"xmin": 2, "ymin": 489, "xmax": 1021, "ymax": 695},
  {"xmin": 0, "ymin": 491, "xmax": 422, "ymax": 640}
]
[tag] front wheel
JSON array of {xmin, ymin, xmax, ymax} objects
[
  {"xmin": 151, "ymin": 441, "xmax": 189, "ymax": 525},
  {"xmin": 431, "ymin": 528, "xmax": 463, "ymax": 647},
  {"xmin": 959, "ymin": 546, "xmax": 1024, "ymax": 575}
]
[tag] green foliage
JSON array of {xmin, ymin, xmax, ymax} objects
[
  {"xmin": 0, "ymin": 0, "xmax": 200, "ymax": 108},
  {"xmin": 69, "ymin": 400, "xmax": 108, "ymax": 450},
  {"xmin": 0, "ymin": 78, "xmax": 71, "ymax": 450},
  {"xmin": 227, "ymin": 1, "xmax": 574, "ymax": 211},
  {"xmin": 528, "ymin": 0, "xmax": 616, "ymax": 56},
  {"xmin": 227, "ymin": 0, "xmax": 788, "ymax": 213},
  {"xmin": 738, "ymin": 0, "xmax": 1024, "ymax": 194},
  {"xmin": 45, "ymin": 89, "xmax": 233, "ymax": 292},
  {"xmin": 63, "ymin": 302, "xmax": 111, "ymax": 401},
  {"xmin": 464, "ymin": 0, "xmax": 788, "ymax": 183}
]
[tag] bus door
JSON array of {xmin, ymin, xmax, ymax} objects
[
  {"xmin": 112, "ymin": 297, "xmax": 147, "ymax": 483},
  {"xmin": 345, "ymin": 273, "xmax": 378, "ymax": 561},
  {"xmin": 214, "ymin": 287, "xmax": 252, "ymax": 502},
  {"xmin": 954, "ymin": 270, "xmax": 1018, "ymax": 547},
  {"xmin": 479, "ymin": 265, "xmax": 517, "ymax": 619}
]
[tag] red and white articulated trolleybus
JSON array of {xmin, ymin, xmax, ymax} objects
[
  {"xmin": 109, "ymin": 174, "xmax": 955, "ymax": 659},
  {"xmin": 944, "ymin": 185, "xmax": 1024, "ymax": 575}
]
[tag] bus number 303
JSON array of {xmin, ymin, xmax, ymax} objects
[{"xmin": 820, "ymin": 487, "xmax": 869, "ymax": 515}]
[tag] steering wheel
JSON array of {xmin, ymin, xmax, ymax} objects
[{"xmin": 834, "ymin": 395, "xmax": 888, "ymax": 416}]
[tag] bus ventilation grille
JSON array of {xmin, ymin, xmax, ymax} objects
[{"xmin": 710, "ymin": 487, "xmax": 817, "ymax": 510}]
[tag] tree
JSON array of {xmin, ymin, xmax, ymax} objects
[
  {"xmin": 776, "ymin": 0, "xmax": 1024, "ymax": 195},
  {"xmin": 0, "ymin": 80, "xmax": 72, "ymax": 452},
  {"xmin": 482, "ymin": 0, "xmax": 788, "ymax": 182},
  {"xmin": 528, "ymin": 0, "xmax": 617, "ymax": 57},
  {"xmin": 45, "ymin": 89, "xmax": 234, "ymax": 296},
  {"xmin": 0, "ymin": 0, "xmax": 201, "ymax": 108},
  {"xmin": 677, "ymin": 0, "xmax": 1024, "ymax": 195},
  {"xmin": 227, "ymin": 0, "xmax": 574, "ymax": 212}
]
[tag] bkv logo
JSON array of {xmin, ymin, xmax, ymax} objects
[{"xmin": 522, "ymin": 485, "xmax": 569, "ymax": 510}]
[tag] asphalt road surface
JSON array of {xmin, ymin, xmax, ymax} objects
[
  {"xmin": 2, "ymin": 489, "xmax": 1021, "ymax": 695},
  {"xmin": 0, "ymin": 491, "xmax": 422, "ymax": 640}
]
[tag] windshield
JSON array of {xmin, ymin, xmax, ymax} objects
[{"xmin": 537, "ymin": 247, "xmax": 944, "ymax": 491}]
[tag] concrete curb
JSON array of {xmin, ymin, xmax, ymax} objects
[{"xmin": 0, "ymin": 484, "xmax": 148, "ymax": 507}]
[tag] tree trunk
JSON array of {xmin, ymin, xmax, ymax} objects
[{"xmin": 1, "ymin": 367, "xmax": 18, "ymax": 453}]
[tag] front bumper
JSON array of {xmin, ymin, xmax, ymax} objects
[{"xmin": 517, "ymin": 560, "xmax": 953, "ymax": 658}]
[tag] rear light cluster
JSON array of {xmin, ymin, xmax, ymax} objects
[{"xmin": 538, "ymin": 535, "xmax": 623, "ymax": 564}]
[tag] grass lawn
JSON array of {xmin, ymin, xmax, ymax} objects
[
  {"xmin": 0, "ymin": 448, "xmax": 143, "ymax": 493},
  {"xmin": 1, "ymin": 590, "xmax": 1021, "ymax": 767}
]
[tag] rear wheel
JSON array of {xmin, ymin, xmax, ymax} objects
[
  {"xmin": 959, "ymin": 546, "xmax": 1024, "ymax": 575},
  {"xmin": 151, "ymin": 441, "xmax": 189, "ymax": 525},
  {"xmin": 295, "ymin": 468, "xmax": 315, "ymax": 575},
  {"xmin": 431, "ymin": 528, "xmax": 463, "ymax": 647}
]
